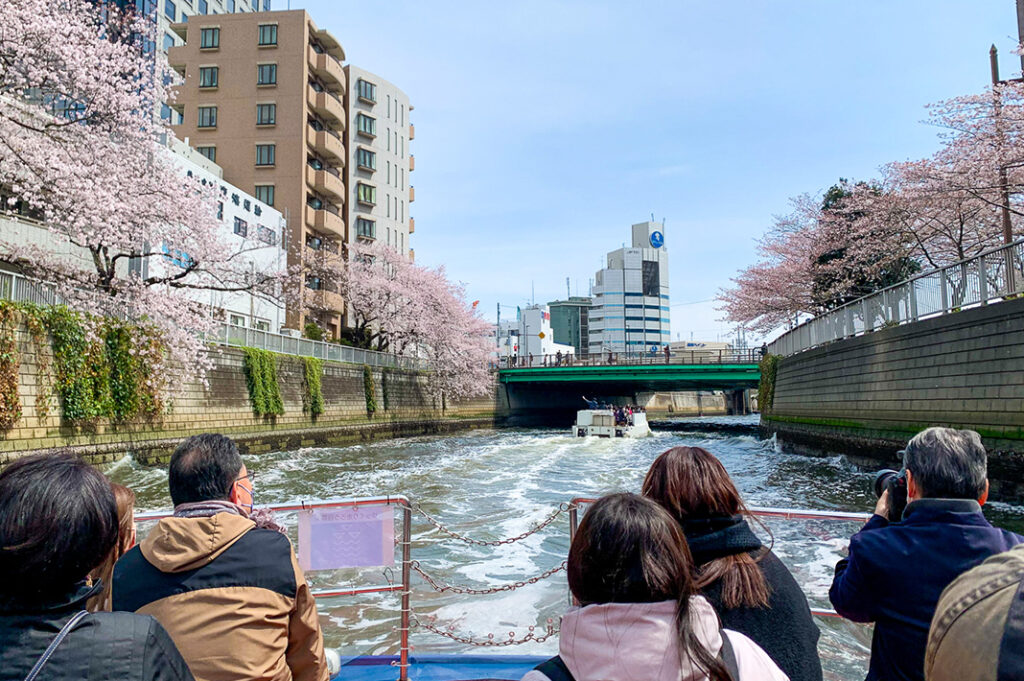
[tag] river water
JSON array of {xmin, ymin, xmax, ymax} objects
[{"xmin": 105, "ymin": 416, "xmax": 1024, "ymax": 681}]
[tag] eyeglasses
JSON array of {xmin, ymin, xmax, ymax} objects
[{"xmin": 235, "ymin": 471, "xmax": 255, "ymax": 486}]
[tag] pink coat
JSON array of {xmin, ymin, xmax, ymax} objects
[{"xmin": 522, "ymin": 597, "xmax": 788, "ymax": 681}]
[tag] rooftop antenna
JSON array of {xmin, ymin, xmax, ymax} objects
[
  {"xmin": 566, "ymin": 277, "xmax": 570, "ymax": 299},
  {"xmin": 651, "ymin": 212, "xmax": 655, "ymax": 222},
  {"xmin": 531, "ymin": 280, "xmax": 535, "ymax": 305}
]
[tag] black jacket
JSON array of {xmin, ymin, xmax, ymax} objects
[
  {"xmin": 0, "ymin": 582, "xmax": 194, "ymax": 681},
  {"xmin": 684, "ymin": 514, "xmax": 823, "ymax": 681},
  {"xmin": 829, "ymin": 499, "xmax": 1024, "ymax": 681}
]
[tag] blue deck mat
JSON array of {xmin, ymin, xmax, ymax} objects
[{"xmin": 333, "ymin": 655, "xmax": 548, "ymax": 681}]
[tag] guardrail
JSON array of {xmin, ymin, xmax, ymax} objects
[
  {"xmin": 0, "ymin": 269, "xmax": 427, "ymax": 370},
  {"xmin": 768, "ymin": 238, "xmax": 1024, "ymax": 357},
  {"xmin": 500, "ymin": 348, "xmax": 762, "ymax": 369}
]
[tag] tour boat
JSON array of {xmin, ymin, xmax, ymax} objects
[{"xmin": 571, "ymin": 408, "xmax": 651, "ymax": 438}]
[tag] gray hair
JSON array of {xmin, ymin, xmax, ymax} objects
[{"xmin": 903, "ymin": 427, "xmax": 987, "ymax": 500}]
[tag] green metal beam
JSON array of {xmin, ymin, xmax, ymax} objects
[{"xmin": 498, "ymin": 364, "xmax": 761, "ymax": 387}]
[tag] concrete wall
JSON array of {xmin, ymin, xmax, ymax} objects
[
  {"xmin": 763, "ymin": 298, "xmax": 1024, "ymax": 500},
  {"xmin": 0, "ymin": 321, "xmax": 500, "ymax": 465},
  {"xmin": 640, "ymin": 392, "xmax": 727, "ymax": 416}
]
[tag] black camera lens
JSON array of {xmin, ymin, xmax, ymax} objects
[{"xmin": 874, "ymin": 469, "xmax": 899, "ymax": 498}]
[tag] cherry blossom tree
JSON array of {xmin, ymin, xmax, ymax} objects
[{"xmin": 0, "ymin": 0, "xmax": 287, "ymax": 386}]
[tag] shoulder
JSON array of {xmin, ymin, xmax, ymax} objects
[
  {"xmin": 82, "ymin": 610, "xmax": 161, "ymax": 643},
  {"xmin": 724, "ymin": 630, "xmax": 790, "ymax": 681}
]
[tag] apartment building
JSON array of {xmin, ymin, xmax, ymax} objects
[
  {"xmin": 344, "ymin": 66, "xmax": 415, "ymax": 260},
  {"xmin": 167, "ymin": 10, "xmax": 348, "ymax": 337}
]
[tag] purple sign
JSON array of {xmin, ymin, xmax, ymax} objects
[{"xmin": 297, "ymin": 505, "xmax": 395, "ymax": 571}]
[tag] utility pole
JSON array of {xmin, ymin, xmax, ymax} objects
[
  {"xmin": 1018, "ymin": 0, "xmax": 1024, "ymax": 74},
  {"xmin": 990, "ymin": 45, "xmax": 1015, "ymax": 245}
]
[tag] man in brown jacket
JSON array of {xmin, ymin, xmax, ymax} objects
[{"xmin": 112, "ymin": 434, "xmax": 328, "ymax": 681}]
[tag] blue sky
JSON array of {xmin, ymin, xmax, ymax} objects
[{"xmin": 298, "ymin": 0, "xmax": 1021, "ymax": 343}]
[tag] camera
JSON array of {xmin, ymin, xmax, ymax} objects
[{"xmin": 874, "ymin": 469, "xmax": 908, "ymax": 522}]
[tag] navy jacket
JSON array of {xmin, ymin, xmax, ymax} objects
[{"xmin": 829, "ymin": 499, "xmax": 1023, "ymax": 681}]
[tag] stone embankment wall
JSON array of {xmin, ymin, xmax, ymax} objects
[
  {"xmin": 0, "ymin": 323, "xmax": 501, "ymax": 465},
  {"xmin": 641, "ymin": 392, "xmax": 728, "ymax": 416},
  {"xmin": 762, "ymin": 297, "xmax": 1024, "ymax": 500}
]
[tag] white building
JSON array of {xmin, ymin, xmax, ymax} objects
[
  {"xmin": 588, "ymin": 221, "xmax": 670, "ymax": 356},
  {"xmin": 345, "ymin": 66, "xmax": 415, "ymax": 260},
  {"xmin": 517, "ymin": 305, "xmax": 575, "ymax": 365}
]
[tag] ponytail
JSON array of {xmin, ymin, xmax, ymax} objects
[{"xmin": 696, "ymin": 551, "xmax": 770, "ymax": 609}]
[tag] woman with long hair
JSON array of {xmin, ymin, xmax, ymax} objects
[
  {"xmin": 643, "ymin": 447, "xmax": 821, "ymax": 681},
  {"xmin": 87, "ymin": 482, "xmax": 136, "ymax": 612},
  {"xmin": 522, "ymin": 493, "xmax": 786, "ymax": 681}
]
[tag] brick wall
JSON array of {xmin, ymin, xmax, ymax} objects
[
  {"xmin": 0, "ymin": 323, "xmax": 501, "ymax": 464},
  {"xmin": 763, "ymin": 297, "xmax": 1024, "ymax": 499}
]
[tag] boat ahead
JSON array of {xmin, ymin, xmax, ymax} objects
[{"xmin": 572, "ymin": 409, "xmax": 651, "ymax": 438}]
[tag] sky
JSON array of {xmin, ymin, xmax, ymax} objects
[{"xmin": 295, "ymin": 0, "xmax": 1021, "ymax": 344}]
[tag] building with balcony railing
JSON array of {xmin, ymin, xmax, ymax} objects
[
  {"xmin": 344, "ymin": 66, "xmax": 414, "ymax": 260},
  {"xmin": 167, "ymin": 10, "xmax": 348, "ymax": 338}
]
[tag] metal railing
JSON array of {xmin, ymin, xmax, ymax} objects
[
  {"xmin": 567, "ymin": 497, "xmax": 871, "ymax": 618},
  {"xmin": 0, "ymin": 269, "xmax": 427, "ymax": 370},
  {"xmin": 768, "ymin": 238, "xmax": 1024, "ymax": 357},
  {"xmin": 499, "ymin": 348, "xmax": 761, "ymax": 369}
]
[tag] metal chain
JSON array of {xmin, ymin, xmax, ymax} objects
[
  {"xmin": 410, "ymin": 611, "xmax": 559, "ymax": 647},
  {"xmin": 408, "ymin": 502, "xmax": 575, "ymax": 546},
  {"xmin": 410, "ymin": 560, "xmax": 567, "ymax": 595}
]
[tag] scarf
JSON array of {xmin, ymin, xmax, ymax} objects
[
  {"xmin": 681, "ymin": 514, "xmax": 764, "ymax": 566},
  {"xmin": 173, "ymin": 500, "xmax": 287, "ymax": 535}
]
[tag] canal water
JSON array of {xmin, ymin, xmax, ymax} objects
[{"xmin": 105, "ymin": 416, "xmax": 1024, "ymax": 681}]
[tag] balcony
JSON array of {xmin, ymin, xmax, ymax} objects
[
  {"xmin": 304, "ymin": 205, "xmax": 345, "ymax": 239},
  {"xmin": 409, "ymin": 217, "xmax": 415, "ymax": 234},
  {"xmin": 307, "ymin": 86, "xmax": 345, "ymax": 126},
  {"xmin": 409, "ymin": 249, "xmax": 415, "ymax": 262},
  {"xmin": 307, "ymin": 126, "xmax": 345, "ymax": 163},
  {"xmin": 167, "ymin": 46, "xmax": 187, "ymax": 77},
  {"xmin": 305, "ymin": 165, "xmax": 345, "ymax": 203},
  {"xmin": 409, "ymin": 154, "xmax": 415, "ymax": 171},
  {"xmin": 409, "ymin": 185, "xmax": 415, "ymax": 202},
  {"xmin": 308, "ymin": 45, "xmax": 345, "ymax": 93},
  {"xmin": 409, "ymin": 123, "xmax": 415, "ymax": 140}
]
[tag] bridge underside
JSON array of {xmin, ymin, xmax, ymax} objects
[{"xmin": 498, "ymin": 364, "xmax": 761, "ymax": 424}]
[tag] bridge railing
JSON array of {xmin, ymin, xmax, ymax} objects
[
  {"xmin": 768, "ymin": 238, "xmax": 1024, "ymax": 357},
  {"xmin": 499, "ymin": 348, "xmax": 762, "ymax": 369}
]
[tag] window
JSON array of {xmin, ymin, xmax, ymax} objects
[
  {"xmin": 163, "ymin": 32, "xmax": 175, "ymax": 51},
  {"xmin": 387, "ymin": 95, "xmax": 391, "ymax": 118},
  {"xmin": 196, "ymin": 146, "xmax": 216, "ymax": 162},
  {"xmin": 251, "ymin": 0, "xmax": 258, "ymax": 9},
  {"xmin": 226, "ymin": 0, "xmax": 234, "ymax": 11},
  {"xmin": 305, "ymin": 275, "xmax": 322, "ymax": 290},
  {"xmin": 263, "ymin": 0, "xmax": 270, "ymax": 9},
  {"xmin": 199, "ymin": 27, "xmax": 219, "ymax": 49},
  {"xmin": 357, "ymin": 183, "xmax": 376, "ymax": 205},
  {"xmin": 233, "ymin": 217, "xmax": 248, "ymax": 237},
  {"xmin": 257, "ymin": 63, "xmax": 277, "ymax": 85},
  {"xmin": 255, "ymin": 102, "xmax": 276, "ymax": 125},
  {"xmin": 356, "ymin": 217, "xmax": 376, "ymax": 239},
  {"xmin": 230, "ymin": 313, "xmax": 246, "ymax": 327},
  {"xmin": 198, "ymin": 66, "xmax": 218, "ymax": 88},
  {"xmin": 306, "ymin": 235, "xmax": 322, "ymax": 250},
  {"xmin": 254, "ymin": 185, "xmax": 274, "ymax": 206},
  {"xmin": 356, "ymin": 113, "xmax": 376, "ymax": 137},
  {"xmin": 357, "ymin": 79, "xmax": 376, "ymax": 103},
  {"xmin": 642, "ymin": 261, "xmax": 660, "ymax": 297},
  {"xmin": 356, "ymin": 148, "xmax": 376, "ymax": 170},
  {"xmin": 164, "ymin": 0, "xmax": 176, "ymax": 21},
  {"xmin": 216, "ymin": 201, "xmax": 223, "ymax": 220},
  {"xmin": 254, "ymin": 320, "xmax": 270, "ymax": 331},
  {"xmin": 400, "ymin": 104, "xmax": 404, "ymax": 126},
  {"xmin": 307, "ymin": 195, "xmax": 323, "ymax": 210},
  {"xmin": 197, "ymin": 106, "xmax": 217, "ymax": 128},
  {"xmin": 255, "ymin": 144, "xmax": 275, "ymax": 166},
  {"xmin": 386, "ymin": 127, "xmax": 390, "ymax": 151},
  {"xmin": 258, "ymin": 24, "xmax": 277, "ymax": 45},
  {"xmin": 257, "ymin": 226, "xmax": 276, "ymax": 244},
  {"xmin": 198, "ymin": 0, "xmax": 208, "ymax": 13}
]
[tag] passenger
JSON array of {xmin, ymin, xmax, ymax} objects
[
  {"xmin": 829, "ymin": 427, "xmax": 1023, "ymax": 681},
  {"xmin": 925, "ymin": 543, "xmax": 1024, "ymax": 681},
  {"xmin": 0, "ymin": 453, "xmax": 192, "ymax": 681},
  {"xmin": 522, "ymin": 493, "xmax": 787, "ymax": 681},
  {"xmin": 113, "ymin": 433, "xmax": 328, "ymax": 681},
  {"xmin": 86, "ymin": 481, "xmax": 136, "ymax": 613},
  {"xmin": 643, "ymin": 447, "xmax": 822, "ymax": 681}
]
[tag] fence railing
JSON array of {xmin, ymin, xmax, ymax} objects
[
  {"xmin": 768, "ymin": 238, "xmax": 1024, "ymax": 357},
  {"xmin": 0, "ymin": 269, "xmax": 427, "ymax": 371},
  {"xmin": 500, "ymin": 348, "xmax": 762, "ymax": 369}
]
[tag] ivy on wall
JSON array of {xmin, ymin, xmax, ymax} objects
[
  {"xmin": 758, "ymin": 354, "xmax": 780, "ymax": 414},
  {"xmin": 243, "ymin": 347, "xmax": 284, "ymax": 417},
  {"xmin": 0, "ymin": 304, "xmax": 21, "ymax": 430},
  {"xmin": 363, "ymin": 364, "xmax": 377, "ymax": 417},
  {"xmin": 303, "ymin": 356, "xmax": 324, "ymax": 419},
  {"xmin": 381, "ymin": 371, "xmax": 390, "ymax": 412},
  {"xmin": 45, "ymin": 306, "xmax": 112, "ymax": 422}
]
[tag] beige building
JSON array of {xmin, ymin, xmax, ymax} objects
[
  {"xmin": 168, "ymin": 10, "xmax": 348, "ymax": 337},
  {"xmin": 344, "ymin": 65, "xmax": 415, "ymax": 260}
]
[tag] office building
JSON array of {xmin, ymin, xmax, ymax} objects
[
  {"xmin": 548, "ymin": 296, "xmax": 592, "ymax": 357},
  {"xmin": 344, "ymin": 66, "xmax": 415, "ymax": 260},
  {"xmin": 167, "ymin": 10, "xmax": 348, "ymax": 337},
  {"xmin": 588, "ymin": 221, "xmax": 670, "ymax": 356}
]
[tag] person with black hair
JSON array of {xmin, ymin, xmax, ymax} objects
[
  {"xmin": 522, "ymin": 493, "xmax": 786, "ymax": 681},
  {"xmin": 113, "ymin": 433, "xmax": 328, "ymax": 681},
  {"xmin": 0, "ymin": 453, "xmax": 193, "ymax": 681},
  {"xmin": 830, "ymin": 427, "xmax": 1024, "ymax": 681}
]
